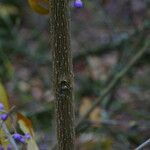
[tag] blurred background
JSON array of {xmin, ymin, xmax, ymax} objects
[{"xmin": 0, "ymin": 0, "xmax": 150, "ymax": 149}]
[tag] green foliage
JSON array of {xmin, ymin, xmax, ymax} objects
[{"xmin": 0, "ymin": 3, "xmax": 19, "ymax": 81}]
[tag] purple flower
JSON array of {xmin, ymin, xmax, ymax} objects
[
  {"xmin": 0, "ymin": 145, "xmax": 4, "ymax": 150},
  {"xmin": 24, "ymin": 133, "xmax": 31, "ymax": 140},
  {"xmin": 19, "ymin": 137, "xmax": 26, "ymax": 143},
  {"xmin": 73, "ymin": 0, "xmax": 83, "ymax": 8},
  {"xmin": 0, "ymin": 103, "xmax": 4, "ymax": 110},
  {"xmin": 0, "ymin": 114, "xmax": 8, "ymax": 121},
  {"xmin": 13, "ymin": 133, "xmax": 22, "ymax": 141},
  {"xmin": 7, "ymin": 144, "xmax": 12, "ymax": 150},
  {"xmin": 13, "ymin": 133, "xmax": 27, "ymax": 143}
]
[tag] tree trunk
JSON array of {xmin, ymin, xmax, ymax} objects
[{"xmin": 50, "ymin": 0, "xmax": 75, "ymax": 150}]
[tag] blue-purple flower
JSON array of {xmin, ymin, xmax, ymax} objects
[
  {"xmin": 0, "ymin": 114, "xmax": 8, "ymax": 121},
  {"xmin": 0, "ymin": 145, "xmax": 4, "ymax": 150},
  {"xmin": 73, "ymin": 0, "xmax": 83, "ymax": 8},
  {"xmin": 24, "ymin": 133, "xmax": 31, "ymax": 140},
  {"xmin": 7, "ymin": 144, "xmax": 12, "ymax": 150},
  {"xmin": 19, "ymin": 137, "xmax": 26, "ymax": 143},
  {"xmin": 13, "ymin": 133, "xmax": 30, "ymax": 143},
  {"xmin": 13, "ymin": 133, "xmax": 22, "ymax": 141}
]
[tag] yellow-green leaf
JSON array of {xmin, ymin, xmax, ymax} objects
[
  {"xmin": 28, "ymin": 0, "xmax": 49, "ymax": 15},
  {"xmin": 0, "ymin": 82, "xmax": 10, "ymax": 111},
  {"xmin": 0, "ymin": 82, "xmax": 11, "ymax": 148},
  {"xmin": 17, "ymin": 113, "xmax": 39, "ymax": 150}
]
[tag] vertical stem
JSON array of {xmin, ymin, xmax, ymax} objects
[
  {"xmin": 50, "ymin": 0, "xmax": 75, "ymax": 150},
  {"xmin": 1, "ymin": 121, "xmax": 18, "ymax": 150}
]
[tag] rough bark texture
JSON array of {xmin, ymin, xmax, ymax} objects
[{"xmin": 50, "ymin": 0, "xmax": 75, "ymax": 150}]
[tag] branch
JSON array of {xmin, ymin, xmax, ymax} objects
[
  {"xmin": 73, "ymin": 22, "xmax": 149, "ymax": 61},
  {"xmin": 88, "ymin": 119, "xmax": 150, "ymax": 129},
  {"xmin": 1, "ymin": 121, "xmax": 19, "ymax": 150},
  {"xmin": 75, "ymin": 41, "xmax": 149, "ymax": 130},
  {"xmin": 135, "ymin": 139, "xmax": 150, "ymax": 150}
]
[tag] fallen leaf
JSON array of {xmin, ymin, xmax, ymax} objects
[
  {"xmin": 79, "ymin": 97, "xmax": 92, "ymax": 116},
  {"xmin": 79, "ymin": 97, "xmax": 101, "ymax": 123},
  {"xmin": 89, "ymin": 107, "xmax": 101, "ymax": 122}
]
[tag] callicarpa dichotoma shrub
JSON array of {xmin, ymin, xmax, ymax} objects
[{"xmin": 0, "ymin": 102, "xmax": 31, "ymax": 150}]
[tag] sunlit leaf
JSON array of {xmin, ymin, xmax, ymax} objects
[
  {"xmin": 0, "ymin": 82, "xmax": 10, "ymax": 111},
  {"xmin": 0, "ymin": 82, "xmax": 11, "ymax": 148},
  {"xmin": 17, "ymin": 113, "xmax": 39, "ymax": 150},
  {"xmin": 28, "ymin": 0, "xmax": 49, "ymax": 15},
  {"xmin": 0, "ymin": 4, "xmax": 18, "ymax": 17}
]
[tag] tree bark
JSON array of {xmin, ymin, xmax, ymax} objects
[{"xmin": 50, "ymin": 0, "xmax": 75, "ymax": 150}]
